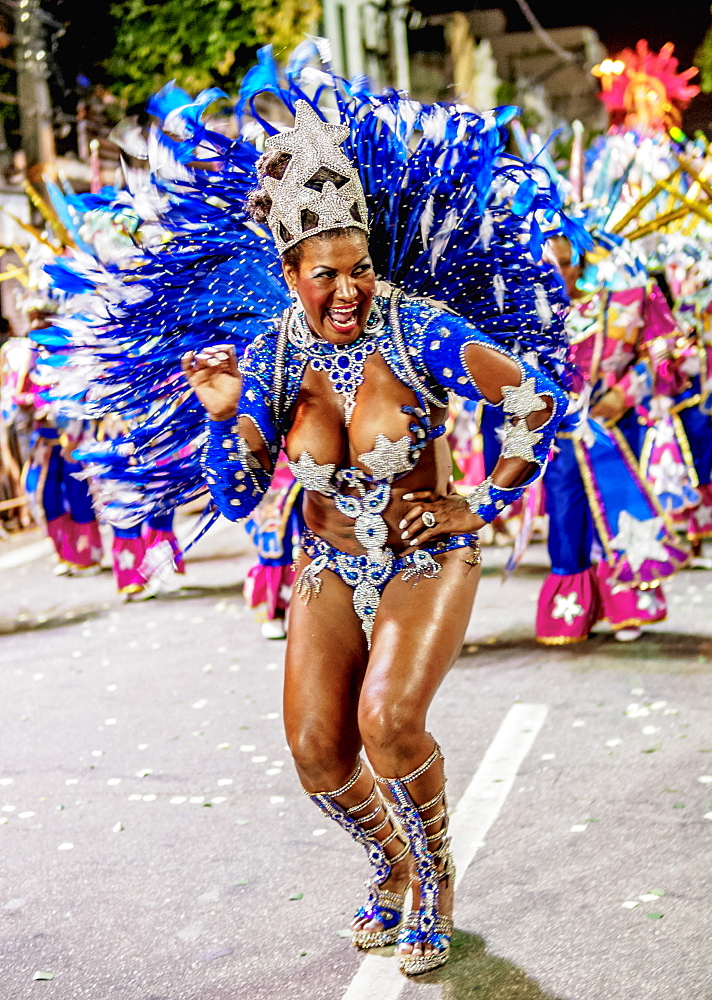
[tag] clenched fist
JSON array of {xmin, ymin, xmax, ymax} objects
[{"xmin": 181, "ymin": 344, "xmax": 241, "ymax": 422}]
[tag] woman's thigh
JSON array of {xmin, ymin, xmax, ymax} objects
[
  {"xmin": 283, "ymin": 554, "xmax": 370, "ymax": 779},
  {"xmin": 360, "ymin": 546, "xmax": 481, "ymax": 766}
]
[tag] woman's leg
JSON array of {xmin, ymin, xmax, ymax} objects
[
  {"xmin": 284, "ymin": 555, "xmax": 411, "ymax": 943},
  {"xmin": 359, "ymin": 547, "xmax": 481, "ymax": 970}
]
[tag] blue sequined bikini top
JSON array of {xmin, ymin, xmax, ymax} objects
[
  {"xmin": 234, "ymin": 282, "xmax": 555, "ymax": 501},
  {"xmin": 279, "ymin": 288, "xmax": 448, "ymax": 495}
]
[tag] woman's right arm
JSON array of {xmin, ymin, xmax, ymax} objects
[{"xmin": 182, "ymin": 339, "xmax": 280, "ymax": 521}]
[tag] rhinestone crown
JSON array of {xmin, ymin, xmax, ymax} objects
[{"xmin": 263, "ymin": 100, "xmax": 369, "ymax": 256}]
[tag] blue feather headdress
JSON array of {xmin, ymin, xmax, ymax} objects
[{"xmin": 37, "ymin": 41, "xmax": 589, "ymax": 525}]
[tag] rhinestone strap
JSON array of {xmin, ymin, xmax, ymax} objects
[
  {"xmin": 309, "ymin": 759, "xmax": 363, "ymax": 799},
  {"xmin": 374, "ymin": 741, "xmax": 441, "ymax": 786},
  {"xmin": 465, "ymin": 474, "xmax": 531, "ymax": 523},
  {"xmin": 388, "ymin": 290, "xmax": 448, "ymax": 409}
]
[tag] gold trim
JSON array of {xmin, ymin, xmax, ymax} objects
[
  {"xmin": 669, "ymin": 393, "xmax": 701, "ymax": 414},
  {"xmin": 536, "ymin": 634, "xmax": 590, "ymax": 646},
  {"xmin": 609, "ymin": 426, "xmax": 680, "ymax": 534},
  {"xmin": 572, "ymin": 434, "xmax": 616, "ymax": 564},
  {"xmin": 572, "ymin": 429, "xmax": 690, "ymax": 588},
  {"xmin": 671, "ymin": 412, "xmax": 699, "ymax": 489},
  {"xmin": 611, "ymin": 166, "xmax": 682, "ymax": 234},
  {"xmin": 600, "ymin": 613, "xmax": 667, "ymax": 629}
]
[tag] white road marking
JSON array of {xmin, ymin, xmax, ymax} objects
[
  {"xmin": 0, "ymin": 538, "xmax": 52, "ymax": 572},
  {"xmin": 340, "ymin": 702, "xmax": 549, "ymax": 1000}
]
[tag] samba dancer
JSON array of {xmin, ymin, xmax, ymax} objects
[
  {"xmin": 38, "ymin": 48, "xmax": 585, "ymax": 975},
  {"xmin": 182, "ymin": 99, "xmax": 567, "ymax": 975}
]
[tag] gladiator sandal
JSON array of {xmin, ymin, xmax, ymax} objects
[
  {"xmin": 375, "ymin": 743, "xmax": 455, "ymax": 976},
  {"xmin": 307, "ymin": 760, "xmax": 411, "ymax": 949}
]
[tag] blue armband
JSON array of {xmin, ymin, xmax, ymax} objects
[{"xmin": 201, "ymin": 416, "xmax": 271, "ymax": 521}]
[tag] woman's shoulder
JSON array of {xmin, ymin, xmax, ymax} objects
[
  {"xmin": 385, "ymin": 284, "xmax": 480, "ymax": 345},
  {"xmin": 240, "ymin": 319, "xmax": 282, "ymax": 366}
]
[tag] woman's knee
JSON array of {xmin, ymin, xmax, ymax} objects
[
  {"xmin": 358, "ymin": 690, "xmax": 426, "ymax": 759},
  {"xmin": 286, "ymin": 721, "xmax": 358, "ymax": 789}
]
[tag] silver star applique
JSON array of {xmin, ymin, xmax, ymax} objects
[
  {"xmin": 501, "ymin": 378, "xmax": 549, "ymax": 420},
  {"xmin": 288, "ymin": 451, "xmax": 336, "ymax": 496},
  {"xmin": 636, "ymin": 588, "xmax": 662, "ymax": 612},
  {"xmin": 609, "ymin": 511, "xmax": 668, "ymax": 573},
  {"xmin": 551, "ymin": 592, "xmax": 584, "ymax": 625},
  {"xmin": 599, "ymin": 340, "xmax": 632, "ymax": 375},
  {"xmin": 649, "ymin": 450, "xmax": 686, "ymax": 497},
  {"xmin": 466, "ymin": 476, "xmax": 494, "ymax": 511},
  {"xmin": 358, "ymin": 434, "xmax": 413, "ymax": 481},
  {"xmin": 117, "ymin": 549, "xmax": 136, "ymax": 571},
  {"xmin": 695, "ymin": 500, "xmax": 712, "ymax": 528},
  {"xmin": 502, "ymin": 420, "xmax": 543, "ymax": 463}
]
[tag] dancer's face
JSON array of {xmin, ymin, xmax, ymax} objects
[
  {"xmin": 283, "ymin": 230, "xmax": 376, "ymax": 344},
  {"xmin": 549, "ymin": 237, "xmax": 582, "ymax": 299}
]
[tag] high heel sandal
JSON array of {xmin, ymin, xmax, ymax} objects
[
  {"xmin": 376, "ymin": 743, "xmax": 455, "ymax": 977},
  {"xmin": 307, "ymin": 761, "xmax": 410, "ymax": 949}
]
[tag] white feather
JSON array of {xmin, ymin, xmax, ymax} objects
[
  {"xmin": 493, "ymin": 273, "xmax": 506, "ymax": 312},
  {"xmin": 534, "ymin": 284, "xmax": 552, "ymax": 328},
  {"xmin": 420, "ymin": 195, "xmax": 435, "ymax": 249},
  {"xmin": 479, "ymin": 210, "xmax": 494, "ymax": 250}
]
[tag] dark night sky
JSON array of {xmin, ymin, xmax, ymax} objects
[
  {"xmin": 43, "ymin": 0, "xmax": 712, "ymax": 89},
  {"xmin": 413, "ymin": 0, "xmax": 711, "ymax": 71}
]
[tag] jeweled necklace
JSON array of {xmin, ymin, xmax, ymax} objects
[{"xmin": 288, "ymin": 303, "xmax": 385, "ymax": 424}]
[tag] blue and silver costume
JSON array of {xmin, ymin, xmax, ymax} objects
[
  {"xmin": 203, "ymin": 286, "xmax": 566, "ymax": 642},
  {"xmin": 36, "ymin": 42, "xmax": 584, "ymax": 974}
]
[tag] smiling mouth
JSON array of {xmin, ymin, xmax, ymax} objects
[{"xmin": 326, "ymin": 305, "xmax": 359, "ymax": 333}]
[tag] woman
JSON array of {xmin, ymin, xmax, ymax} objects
[
  {"xmin": 533, "ymin": 237, "xmax": 688, "ymax": 645},
  {"xmin": 180, "ymin": 101, "xmax": 567, "ymax": 976}
]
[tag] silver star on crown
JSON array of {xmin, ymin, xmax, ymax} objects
[
  {"xmin": 262, "ymin": 100, "xmax": 369, "ymax": 255},
  {"xmin": 501, "ymin": 378, "xmax": 549, "ymax": 419}
]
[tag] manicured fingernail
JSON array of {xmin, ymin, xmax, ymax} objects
[
  {"xmin": 207, "ymin": 358, "xmax": 220, "ymax": 366},
  {"xmin": 401, "ymin": 531, "xmax": 409, "ymax": 539},
  {"xmin": 398, "ymin": 519, "xmax": 407, "ymax": 529},
  {"xmin": 402, "ymin": 493, "xmax": 413, "ymax": 500}
]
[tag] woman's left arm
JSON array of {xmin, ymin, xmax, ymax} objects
[{"xmin": 400, "ymin": 310, "xmax": 568, "ymax": 546}]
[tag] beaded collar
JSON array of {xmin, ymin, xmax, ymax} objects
[{"xmin": 287, "ymin": 301, "xmax": 386, "ymax": 424}]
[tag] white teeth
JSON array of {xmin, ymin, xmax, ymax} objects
[{"xmin": 328, "ymin": 307, "xmax": 357, "ymax": 329}]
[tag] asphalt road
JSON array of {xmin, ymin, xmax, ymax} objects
[{"xmin": 1, "ymin": 519, "xmax": 711, "ymax": 1000}]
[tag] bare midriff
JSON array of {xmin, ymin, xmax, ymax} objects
[{"xmin": 283, "ymin": 352, "xmax": 451, "ymax": 557}]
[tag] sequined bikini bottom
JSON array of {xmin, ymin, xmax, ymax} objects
[{"xmin": 296, "ymin": 528, "xmax": 481, "ymax": 647}]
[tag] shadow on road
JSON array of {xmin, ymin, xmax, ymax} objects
[
  {"xmin": 458, "ymin": 631, "xmax": 712, "ymax": 674},
  {"xmin": 408, "ymin": 929, "xmax": 562, "ymax": 998},
  {"xmin": 0, "ymin": 583, "xmax": 244, "ymax": 636}
]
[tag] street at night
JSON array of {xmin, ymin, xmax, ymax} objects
[{"xmin": 2, "ymin": 523, "xmax": 710, "ymax": 1000}]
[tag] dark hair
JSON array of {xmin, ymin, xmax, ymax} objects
[
  {"xmin": 246, "ymin": 149, "xmax": 366, "ymax": 269},
  {"xmin": 245, "ymin": 149, "xmax": 291, "ymax": 224}
]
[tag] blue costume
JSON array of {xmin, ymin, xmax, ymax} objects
[{"xmin": 204, "ymin": 285, "xmax": 565, "ymax": 643}]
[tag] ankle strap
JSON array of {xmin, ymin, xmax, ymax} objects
[
  {"xmin": 417, "ymin": 786, "xmax": 445, "ymax": 813},
  {"xmin": 422, "ymin": 805, "xmax": 448, "ymax": 831},
  {"xmin": 346, "ymin": 785, "xmax": 377, "ymax": 814}
]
